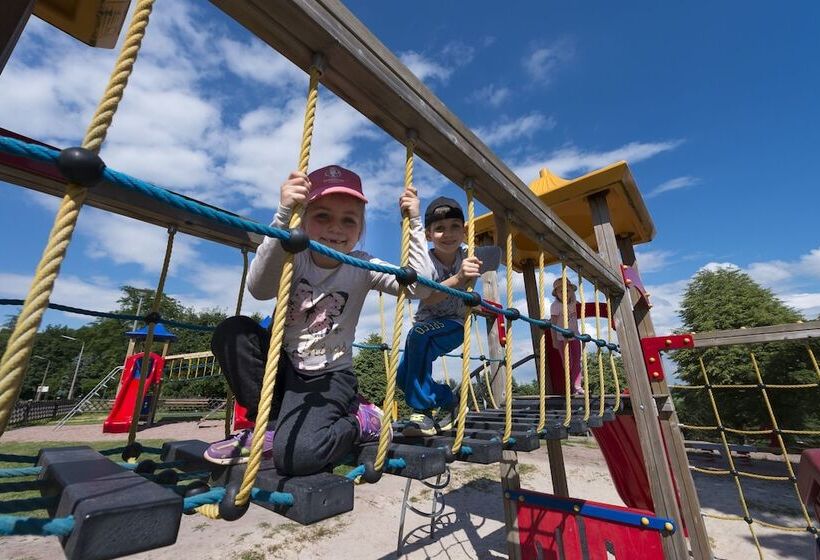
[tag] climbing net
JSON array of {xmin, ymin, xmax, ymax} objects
[{"xmin": 669, "ymin": 333, "xmax": 820, "ymax": 557}]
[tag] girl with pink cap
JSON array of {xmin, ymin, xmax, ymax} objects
[{"xmin": 203, "ymin": 165, "xmax": 434, "ymax": 475}]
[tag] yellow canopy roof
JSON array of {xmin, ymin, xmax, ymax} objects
[
  {"xmin": 474, "ymin": 161, "xmax": 655, "ymax": 270},
  {"xmin": 34, "ymin": 0, "xmax": 129, "ymax": 48}
]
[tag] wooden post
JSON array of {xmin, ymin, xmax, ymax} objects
[
  {"xmin": 522, "ymin": 262, "xmax": 570, "ymax": 498},
  {"xmin": 588, "ymin": 192, "xmax": 689, "ymax": 559},
  {"xmin": 618, "ymin": 234, "xmax": 713, "ymax": 559},
  {"xmin": 480, "ymin": 269, "xmax": 508, "ymax": 405},
  {"xmin": 500, "ymin": 450, "xmax": 522, "ymax": 560},
  {"xmin": 0, "ymin": 0, "xmax": 33, "ymax": 75}
]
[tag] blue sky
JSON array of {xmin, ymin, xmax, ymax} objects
[{"xmin": 1, "ymin": 2, "xmax": 818, "ymax": 382}]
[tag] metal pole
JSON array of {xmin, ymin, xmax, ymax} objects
[
  {"xmin": 67, "ymin": 341, "xmax": 85, "ymax": 400},
  {"xmin": 36, "ymin": 359, "xmax": 50, "ymax": 401}
]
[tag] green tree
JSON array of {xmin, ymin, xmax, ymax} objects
[
  {"xmin": 353, "ymin": 333, "xmax": 412, "ymax": 418},
  {"xmin": 671, "ymin": 267, "xmax": 819, "ymax": 448}
]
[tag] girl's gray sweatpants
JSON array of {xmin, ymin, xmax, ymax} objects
[{"xmin": 210, "ymin": 315, "xmax": 359, "ymax": 476}]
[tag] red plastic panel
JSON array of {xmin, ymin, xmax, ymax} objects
[
  {"xmin": 517, "ymin": 491, "xmax": 664, "ymax": 559},
  {"xmin": 233, "ymin": 402, "xmax": 255, "ymax": 430}
]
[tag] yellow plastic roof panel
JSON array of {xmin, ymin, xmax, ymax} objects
[
  {"xmin": 474, "ymin": 161, "xmax": 655, "ymax": 270},
  {"xmin": 34, "ymin": 0, "xmax": 130, "ymax": 48}
]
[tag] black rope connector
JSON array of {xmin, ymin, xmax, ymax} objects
[
  {"xmin": 479, "ymin": 355, "xmax": 486, "ymax": 362},
  {"xmin": 134, "ymin": 459, "xmax": 157, "ymax": 475},
  {"xmin": 362, "ymin": 462, "xmax": 383, "ymax": 484},
  {"xmin": 757, "ymin": 382, "xmax": 766, "ymax": 389},
  {"xmin": 789, "ymin": 475, "xmax": 798, "ymax": 483},
  {"xmin": 716, "ymin": 425, "xmax": 725, "ymax": 433},
  {"xmin": 578, "ymin": 334, "xmax": 593, "ymax": 343},
  {"xmin": 183, "ymin": 481, "xmax": 211, "ymax": 514},
  {"xmin": 743, "ymin": 516, "xmax": 753, "ymax": 525},
  {"xmin": 465, "ymin": 291, "xmax": 482, "ymax": 307},
  {"xmin": 281, "ymin": 228, "xmax": 310, "ymax": 253},
  {"xmin": 379, "ymin": 343, "xmax": 389, "ymax": 352},
  {"xmin": 396, "ymin": 266, "xmax": 418, "ymax": 286},
  {"xmin": 807, "ymin": 525, "xmax": 817, "ymax": 534},
  {"xmin": 218, "ymin": 482, "xmax": 250, "ymax": 521},
  {"xmin": 154, "ymin": 469, "xmax": 179, "ymax": 486},
  {"xmin": 121, "ymin": 442, "xmax": 143, "ymax": 462},
  {"xmin": 774, "ymin": 428, "xmax": 783, "ymax": 436},
  {"xmin": 57, "ymin": 147, "xmax": 105, "ymax": 187},
  {"xmin": 729, "ymin": 469, "xmax": 738, "ymax": 477},
  {"xmin": 144, "ymin": 311, "xmax": 162, "ymax": 325},
  {"xmin": 506, "ymin": 307, "xmax": 521, "ymax": 321},
  {"xmin": 439, "ymin": 446, "xmax": 456, "ymax": 464}
]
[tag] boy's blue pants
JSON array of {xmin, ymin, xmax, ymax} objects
[{"xmin": 397, "ymin": 319, "xmax": 464, "ymax": 411}]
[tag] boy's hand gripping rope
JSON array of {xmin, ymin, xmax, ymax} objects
[
  {"xmin": 233, "ymin": 62, "xmax": 322, "ymax": 512},
  {"xmin": 0, "ymin": 0, "xmax": 156, "ymax": 436}
]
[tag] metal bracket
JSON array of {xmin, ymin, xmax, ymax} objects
[{"xmin": 640, "ymin": 334, "xmax": 695, "ymax": 382}]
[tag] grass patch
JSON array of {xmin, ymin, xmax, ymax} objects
[
  {"xmin": 562, "ymin": 436, "xmax": 598, "ymax": 449},
  {"xmin": 0, "ymin": 439, "xmax": 169, "ymax": 518}
]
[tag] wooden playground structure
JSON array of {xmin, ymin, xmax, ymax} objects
[{"xmin": 0, "ymin": 1, "xmax": 818, "ymax": 559}]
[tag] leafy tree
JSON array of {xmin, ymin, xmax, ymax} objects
[
  {"xmin": 671, "ymin": 267, "xmax": 819, "ymax": 448},
  {"xmin": 353, "ymin": 333, "xmax": 412, "ymax": 418}
]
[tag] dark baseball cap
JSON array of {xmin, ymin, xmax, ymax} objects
[{"xmin": 424, "ymin": 196, "xmax": 464, "ymax": 227}]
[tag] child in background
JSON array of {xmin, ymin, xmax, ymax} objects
[
  {"xmin": 204, "ymin": 165, "xmax": 434, "ymax": 474},
  {"xmin": 398, "ymin": 196, "xmax": 501, "ymax": 436},
  {"xmin": 550, "ymin": 277, "xmax": 583, "ymax": 395}
]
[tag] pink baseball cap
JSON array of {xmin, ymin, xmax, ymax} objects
[{"xmin": 307, "ymin": 165, "xmax": 368, "ymax": 203}]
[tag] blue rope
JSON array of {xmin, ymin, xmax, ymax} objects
[
  {"xmin": 251, "ymin": 487, "xmax": 295, "ymax": 507},
  {"xmin": 345, "ymin": 465, "xmax": 366, "ymax": 480},
  {"xmin": 0, "ymin": 467, "xmax": 42, "ymax": 478},
  {"xmin": 345, "ymin": 457, "xmax": 408, "ymax": 480},
  {"xmin": 0, "ymin": 514, "xmax": 74, "ymax": 536},
  {"xmin": 352, "ymin": 342, "xmax": 505, "ymax": 362},
  {"xmin": 458, "ymin": 445, "xmax": 473, "ymax": 457},
  {"xmin": 0, "ymin": 136, "xmax": 620, "ymax": 353},
  {"xmin": 181, "ymin": 486, "xmax": 294, "ymax": 510}
]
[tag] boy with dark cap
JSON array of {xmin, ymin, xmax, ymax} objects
[{"xmin": 397, "ymin": 196, "xmax": 502, "ymax": 436}]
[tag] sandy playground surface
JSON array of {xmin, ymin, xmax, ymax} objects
[{"xmin": 1, "ymin": 421, "xmax": 815, "ymax": 560}]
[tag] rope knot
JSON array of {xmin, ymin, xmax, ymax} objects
[{"xmin": 57, "ymin": 147, "xmax": 105, "ymax": 187}]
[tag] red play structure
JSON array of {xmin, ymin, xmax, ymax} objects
[{"xmin": 102, "ymin": 352, "xmax": 165, "ymax": 433}]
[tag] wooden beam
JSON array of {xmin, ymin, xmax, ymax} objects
[
  {"xmin": 0, "ymin": 0, "xmax": 34, "ymax": 74},
  {"xmin": 692, "ymin": 320, "xmax": 820, "ymax": 348},
  {"xmin": 588, "ymin": 193, "xmax": 689, "ymax": 559},
  {"xmin": 208, "ymin": 0, "xmax": 624, "ymax": 295},
  {"xmin": 480, "ymin": 270, "xmax": 507, "ymax": 407},
  {"xmin": 522, "ymin": 262, "xmax": 570, "ymax": 498},
  {"xmin": 500, "ymin": 451, "xmax": 522, "ymax": 560},
  {"xmin": 617, "ymin": 235, "xmax": 713, "ymax": 560}
]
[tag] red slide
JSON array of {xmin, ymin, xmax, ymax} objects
[{"xmin": 103, "ymin": 352, "xmax": 164, "ymax": 433}]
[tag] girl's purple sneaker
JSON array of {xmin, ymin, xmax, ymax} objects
[
  {"xmin": 203, "ymin": 428, "xmax": 274, "ymax": 465},
  {"xmin": 355, "ymin": 396, "xmax": 392, "ymax": 444}
]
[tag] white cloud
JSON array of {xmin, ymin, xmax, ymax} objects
[
  {"xmin": 218, "ymin": 37, "xmax": 304, "ymax": 87},
  {"xmin": 474, "ymin": 113, "xmax": 555, "ymax": 147},
  {"xmin": 513, "ymin": 140, "xmax": 684, "ymax": 181},
  {"xmin": 0, "ymin": 272, "xmax": 123, "ymax": 317},
  {"xmin": 399, "ymin": 51, "xmax": 452, "ymax": 83},
  {"xmin": 469, "ymin": 84, "xmax": 511, "ymax": 107},
  {"xmin": 634, "ymin": 250, "xmax": 674, "ymax": 274},
  {"xmin": 522, "ymin": 40, "xmax": 574, "ymax": 84},
  {"xmin": 646, "ymin": 176, "xmax": 699, "ymax": 199}
]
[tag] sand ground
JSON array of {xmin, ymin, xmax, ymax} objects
[{"xmin": 1, "ymin": 421, "xmax": 815, "ymax": 559}]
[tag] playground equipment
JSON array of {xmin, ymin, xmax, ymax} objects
[
  {"xmin": 2, "ymin": 1, "xmax": 815, "ymax": 559},
  {"xmin": 102, "ymin": 351, "xmax": 164, "ymax": 433}
]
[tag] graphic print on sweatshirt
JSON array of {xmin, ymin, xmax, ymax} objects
[{"xmin": 285, "ymin": 278, "xmax": 351, "ymax": 368}]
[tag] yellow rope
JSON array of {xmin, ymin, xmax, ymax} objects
[
  {"xmin": 808, "ymin": 344, "xmax": 820, "ymax": 379},
  {"xmin": 561, "ymin": 263, "xmax": 572, "ymax": 428},
  {"xmin": 0, "ymin": 0, "xmax": 157, "ymax": 436},
  {"xmin": 749, "ymin": 351, "xmax": 815, "ymax": 528},
  {"xmin": 594, "ymin": 287, "xmax": 605, "ymax": 418},
  {"xmin": 441, "ymin": 355, "xmax": 451, "ymax": 385},
  {"xmin": 236, "ymin": 65, "xmax": 321, "ymax": 507},
  {"xmin": 376, "ymin": 135, "xmax": 415, "ymax": 470},
  {"xmin": 472, "ymin": 315, "xmax": 498, "ymax": 409},
  {"xmin": 467, "ymin": 370, "xmax": 480, "ymax": 412},
  {"xmin": 127, "ymin": 227, "xmax": 175, "ymax": 445},
  {"xmin": 195, "ymin": 504, "xmax": 221, "ymax": 519},
  {"xmin": 378, "ymin": 291, "xmax": 390, "ymax": 393},
  {"xmin": 536, "ymin": 252, "xmax": 546, "ymax": 432},
  {"xmin": 606, "ymin": 296, "xmax": 621, "ymax": 412},
  {"xmin": 502, "ymin": 225, "xmax": 514, "ymax": 444},
  {"xmin": 578, "ymin": 270, "xmax": 590, "ymax": 421},
  {"xmin": 452, "ymin": 185, "xmax": 476, "ymax": 453}
]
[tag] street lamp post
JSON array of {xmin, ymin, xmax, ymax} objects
[
  {"xmin": 32, "ymin": 355, "xmax": 51, "ymax": 401},
  {"xmin": 61, "ymin": 335, "xmax": 85, "ymax": 400}
]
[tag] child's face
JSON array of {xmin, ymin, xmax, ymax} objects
[
  {"xmin": 426, "ymin": 218, "xmax": 465, "ymax": 256},
  {"xmin": 304, "ymin": 194, "xmax": 364, "ymax": 256}
]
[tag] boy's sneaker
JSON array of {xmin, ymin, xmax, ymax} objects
[
  {"xmin": 203, "ymin": 428, "xmax": 274, "ymax": 465},
  {"xmin": 355, "ymin": 396, "xmax": 392, "ymax": 445},
  {"xmin": 401, "ymin": 412, "xmax": 438, "ymax": 437}
]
